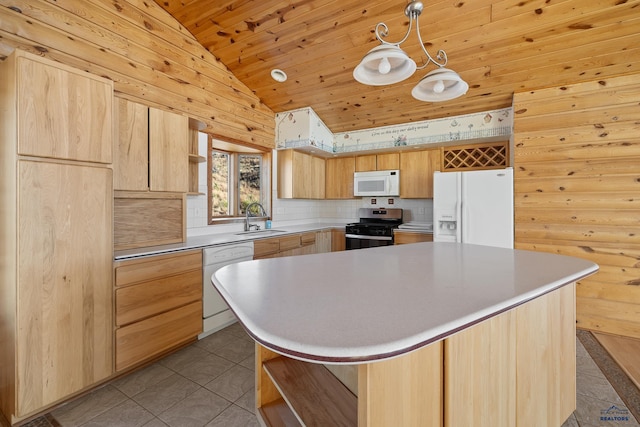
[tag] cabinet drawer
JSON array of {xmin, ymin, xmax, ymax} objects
[
  {"xmin": 115, "ymin": 250, "xmax": 201, "ymax": 287},
  {"xmin": 115, "ymin": 269, "xmax": 202, "ymax": 326},
  {"xmin": 279, "ymin": 235, "xmax": 302, "ymax": 252},
  {"xmin": 115, "ymin": 301, "xmax": 202, "ymax": 371},
  {"xmin": 300, "ymin": 232, "xmax": 316, "ymax": 246},
  {"xmin": 254, "ymin": 238, "xmax": 280, "ymax": 258},
  {"xmin": 394, "ymin": 232, "xmax": 433, "ymax": 245}
]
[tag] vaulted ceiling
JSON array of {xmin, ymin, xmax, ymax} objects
[{"xmin": 155, "ymin": 0, "xmax": 639, "ymax": 134}]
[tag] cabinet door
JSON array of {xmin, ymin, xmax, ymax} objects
[
  {"xmin": 311, "ymin": 155, "xmax": 326, "ymax": 199},
  {"xmin": 325, "ymin": 157, "xmax": 355, "ymax": 199},
  {"xmin": 149, "ymin": 107, "xmax": 189, "ymax": 192},
  {"xmin": 17, "ymin": 54, "xmax": 112, "ymax": 163},
  {"xmin": 355, "ymin": 155, "xmax": 377, "ymax": 172},
  {"xmin": 331, "ymin": 229, "xmax": 346, "ymax": 252},
  {"xmin": 377, "ymin": 153, "xmax": 400, "ymax": 170},
  {"xmin": 17, "ymin": 160, "xmax": 113, "ymax": 416},
  {"xmin": 114, "ymin": 98, "xmax": 149, "ymax": 191},
  {"xmin": 400, "ymin": 149, "xmax": 440, "ymax": 198},
  {"xmin": 278, "ymin": 150, "xmax": 325, "ymax": 199}
]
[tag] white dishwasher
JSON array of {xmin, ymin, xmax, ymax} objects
[{"xmin": 200, "ymin": 242, "xmax": 254, "ymax": 339}]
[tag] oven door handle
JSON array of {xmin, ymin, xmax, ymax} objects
[{"xmin": 345, "ymin": 234, "xmax": 393, "ymax": 241}]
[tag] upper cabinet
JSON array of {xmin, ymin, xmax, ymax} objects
[
  {"xmin": 400, "ymin": 149, "xmax": 441, "ymax": 198},
  {"xmin": 114, "ymin": 98, "xmax": 149, "ymax": 191},
  {"xmin": 326, "ymin": 157, "xmax": 355, "ymax": 199},
  {"xmin": 114, "ymin": 98, "xmax": 189, "ymax": 193},
  {"xmin": 278, "ymin": 149, "xmax": 325, "ymax": 199},
  {"xmin": 16, "ymin": 52, "xmax": 112, "ymax": 164},
  {"xmin": 149, "ymin": 107, "xmax": 189, "ymax": 192},
  {"xmin": 355, "ymin": 153, "xmax": 399, "ymax": 172}
]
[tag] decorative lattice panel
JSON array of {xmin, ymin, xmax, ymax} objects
[{"xmin": 441, "ymin": 142, "xmax": 509, "ymax": 171}]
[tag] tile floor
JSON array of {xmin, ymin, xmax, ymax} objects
[{"xmin": 22, "ymin": 323, "xmax": 640, "ymax": 427}]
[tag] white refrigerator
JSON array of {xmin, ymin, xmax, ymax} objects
[{"xmin": 433, "ymin": 167, "xmax": 514, "ymax": 248}]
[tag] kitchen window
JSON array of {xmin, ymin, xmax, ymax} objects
[{"xmin": 208, "ymin": 141, "xmax": 269, "ymax": 224}]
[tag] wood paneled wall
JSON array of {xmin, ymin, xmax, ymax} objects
[
  {"xmin": 513, "ymin": 74, "xmax": 640, "ymax": 339},
  {"xmin": 0, "ymin": 0, "xmax": 275, "ymax": 149}
]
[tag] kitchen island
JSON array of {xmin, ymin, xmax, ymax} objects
[{"xmin": 212, "ymin": 242, "xmax": 598, "ymax": 427}]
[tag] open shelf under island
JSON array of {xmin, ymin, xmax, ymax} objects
[{"xmin": 212, "ymin": 242, "xmax": 598, "ymax": 427}]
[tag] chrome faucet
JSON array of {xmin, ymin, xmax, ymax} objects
[{"xmin": 245, "ymin": 202, "xmax": 267, "ymax": 231}]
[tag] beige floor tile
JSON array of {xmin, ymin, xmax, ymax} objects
[
  {"xmin": 80, "ymin": 399, "xmax": 153, "ymax": 427},
  {"xmin": 205, "ymin": 405, "xmax": 259, "ymax": 427},
  {"xmin": 233, "ymin": 389, "xmax": 255, "ymax": 414},
  {"xmin": 577, "ymin": 353, "xmax": 607, "ymax": 379},
  {"xmin": 51, "ymin": 385, "xmax": 127, "ymax": 426},
  {"xmin": 156, "ymin": 388, "xmax": 231, "ymax": 427},
  {"xmin": 239, "ymin": 354, "xmax": 255, "ymax": 371},
  {"xmin": 112, "ymin": 363, "xmax": 174, "ymax": 398},
  {"xmin": 204, "ymin": 365, "xmax": 254, "ymax": 402},
  {"xmin": 577, "ymin": 373, "xmax": 626, "ymax": 405},
  {"xmin": 194, "ymin": 330, "xmax": 239, "ymax": 353},
  {"xmin": 212, "ymin": 338, "xmax": 255, "ymax": 363},
  {"xmin": 131, "ymin": 374, "xmax": 200, "ymax": 415},
  {"xmin": 174, "ymin": 353, "xmax": 236, "ymax": 386},
  {"xmin": 141, "ymin": 418, "xmax": 168, "ymax": 427}
]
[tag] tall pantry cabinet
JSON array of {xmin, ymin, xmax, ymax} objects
[{"xmin": 0, "ymin": 50, "xmax": 113, "ymax": 424}]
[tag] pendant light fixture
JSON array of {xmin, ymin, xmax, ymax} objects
[{"xmin": 353, "ymin": 1, "xmax": 468, "ymax": 102}]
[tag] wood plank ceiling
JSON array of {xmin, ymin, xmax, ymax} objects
[{"xmin": 155, "ymin": 0, "xmax": 640, "ymax": 134}]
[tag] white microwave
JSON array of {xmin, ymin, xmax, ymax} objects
[{"xmin": 354, "ymin": 170, "xmax": 400, "ymax": 197}]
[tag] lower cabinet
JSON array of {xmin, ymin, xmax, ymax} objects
[
  {"xmin": 255, "ymin": 284, "xmax": 576, "ymax": 427},
  {"xmin": 113, "ymin": 250, "xmax": 203, "ymax": 371},
  {"xmin": 254, "ymin": 230, "xmax": 334, "ymax": 259},
  {"xmin": 394, "ymin": 231, "xmax": 433, "ymax": 245},
  {"xmin": 332, "ymin": 229, "xmax": 346, "ymax": 251}
]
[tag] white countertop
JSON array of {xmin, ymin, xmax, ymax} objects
[
  {"xmin": 114, "ymin": 222, "xmax": 347, "ymax": 260},
  {"xmin": 212, "ymin": 242, "xmax": 598, "ymax": 364}
]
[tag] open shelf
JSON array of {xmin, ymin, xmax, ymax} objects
[
  {"xmin": 259, "ymin": 398, "xmax": 302, "ymax": 427},
  {"xmin": 262, "ymin": 357, "xmax": 357, "ymax": 427}
]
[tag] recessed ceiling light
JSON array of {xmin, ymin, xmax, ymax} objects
[{"xmin": 271, "ymin": 69, "xmax": 287, "ymax": 83}]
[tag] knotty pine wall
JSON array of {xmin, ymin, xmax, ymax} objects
[
  {"xmin": 0, "ymin": 0, "xmax": 275, "ymax": 149},
  {"xmin": 513, "ymin": 74, "xmax": 640, "ymax": 340}
]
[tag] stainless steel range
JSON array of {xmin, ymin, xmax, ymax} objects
[{"xmin": 345, "ymin": 208, "xmax": 403, "ymax": 250}]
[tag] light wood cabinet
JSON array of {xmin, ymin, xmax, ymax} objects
[
  {"xmin": 254, "ymin": 232, "xmax": 318, "ymax": 259},
  {"xmin": 114, "ymin": 98, "xmax": 149, "ymax": 191},
  {"xmin": 394, "ymin": 231, "xmax": 433, "ymax": 245},
  {"xmin": 0, "ymin": 50, "xmax": 113, "ymax": 423},
  {"xmin": 149, "ymin": 107, "xmax": 189, "ymax": 192},
  {"xmin": 355, "ymin": 153, "xmax": 399, "ymax": 171},
  {"xmin": 114, "ymin": 98, "xmax": 189, "ymax": 193},
  {"xmin": 278, "ymin": 149, "xmax": 325, "ymax": 199},
  {"xmin": 331, "ymin": 229, "xmax": 346, "ymax": 251},
  {"xmin": 400, "ymin": 149, "xmax": 441, "ymax": 198},
  {"xmin": 325, "ymin": 157, "xmax": 355, "ymax": 199},
  {"xmin": 114, "ymin": 250, "xmax": 202, "ymax": 372},
  {"xmin": 16, "ymin": 52, "xmax": 112, "ymax": 164},
  {"xmin": 253, "ymin": 230, "xmax": 337, "ymax": 259}
]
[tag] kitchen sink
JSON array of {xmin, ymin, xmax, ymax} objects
[{"xmin": 234, "ymin": 229, "xmax": 287, "ymax": 236}]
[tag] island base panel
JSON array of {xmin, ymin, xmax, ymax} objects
[
  {"xmin": 358, "ymin": 342, "xmax": 443, "ymax": 427},
  {"xmin": 445, "ymin": 310, "xmax": 516, "ymax": 427},
  {"xmin": 516, "ymin": 283, "xmax": 576, "ymax": 427}
]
